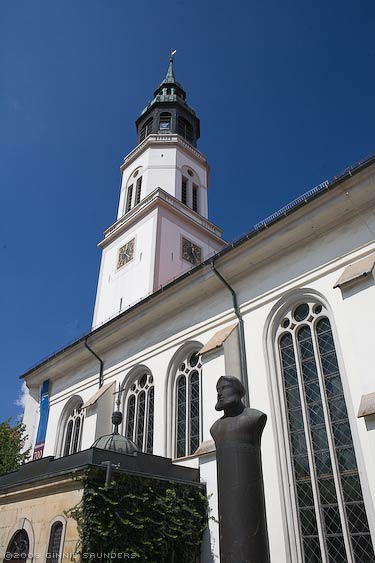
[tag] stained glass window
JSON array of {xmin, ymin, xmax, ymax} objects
[
  {"xmin": 175, "ymin": 351, "xmax": 202, "ymax": 458},
  {"xmin": 63, "ymin": 403, "xmax": 84, "ymax": 456},
  {"xmin": 277, "ymin": 301, "xmax": 375, "ymax": 563},
  {"xmin": 124, "ymin": 373, "xmax": 154, "ymax": 453},
  {"xmin": 6, "ymin": 530, "xmax": 29, "ymax": 562},
  {"xmin": 46, "ymin": 522, "xmax": 63, "ymax": 562}
]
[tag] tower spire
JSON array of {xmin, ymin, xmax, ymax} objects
[{"xmin": 165, "ymin": 49, "xmax": 177, "ymax": 83}]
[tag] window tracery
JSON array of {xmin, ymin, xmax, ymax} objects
[
  {"xmin": 124, "ymin": 372, "xmax": 154, "ymax": 453},
  {"xmin": 62, "ymin": 400, "xmax": 84, "ymax": 457},
  {"xmin": 175, "ymin": 351, "xmax": 202, "ymax": 458},
  {"xmin": 46, "ymin": 522, "xmax": 63, "ymax": 562},
  {"xmin": 276, "ymin": 300, "xmax": 374, "ymax": 562}
]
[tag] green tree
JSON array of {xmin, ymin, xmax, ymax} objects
[{"xmin": 0, "ymin": 418, "xmax": 31, "ymax": 475}]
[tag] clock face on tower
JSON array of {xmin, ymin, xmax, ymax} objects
[
  {"xmin": 117, "ymin": 238, "xmax": 135, "ymax": 269},
  {"xmin": 181, "ymin": 237, "xmax": 202, "ymax": 265}
]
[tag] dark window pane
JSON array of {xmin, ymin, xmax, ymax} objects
[
  {"xmin": 332, "ymin": 421, "xmax": 352, "ymax": 448},
  {"xmin": 72, "ymin": 417, "xmax": 81, "ymax": 454},
  {"xmin": 293, "ymin": 455, "xmax": 310, "ymax": 479},
  {"xmin": 326, "ymin": 535, "xmax": 347, "ymax": 563},
  {"xmin": 291, "ymin": 432, "xmax": 308, "ymax": 455},
  {"xmin": 64, "ymin": 420, "xmax": 73, "ymax": 456},
  {"xmin": 189, "ymin": 372, "xmax": 200, "ymax": 455},
  {"xmin": 314, "ymin": 450, "xmax": 332, "ymax": 476},
  {"xmin": 296, "ymin": 481, "xmax": 315, "ymax": 507},
  {"xmin": 176, "ymin": 376, "xmax": 186, "ymax": 458},
  {"xmin": 303, "ymin": 536, "xmax": 323, "ymax": 563},
  {"xmin": 323, "ymin": 505, "xmax": 343, "ymax": 535},
  {"xmin": 318, "ymin": 478, "xmax": 337, "ymax": 506},
  {"xmin": 300, "ymin": 507, "xmax": 319, "ymax": 536},
  {"xmin": 307, "ymin": 403, "xmax": 325, "ymax": 427},
  {"xmin": 305, "ymin": 380, "xmax": 321, "ymax": 404},
  {"xmin": 136, "ymin": 391, "xmax": 146, "ymax": 450},
  {"xmin": 283, "ymin": 366, "xmax": 298, "ymax": 387},
  {"xmin": 311, "ymin": 426, "xmax": 329, "ymax": 451},
  {"xmin": 294, "ymin": 303, "xmax": 310, "ymax": 322},
  {"xmin": 325, "ymin": 375, "xmax": 343, "ymax": 399},
  {"xmin": 286, "ymin": 386, "xmax": 301, "ymax": 410},
  {"xmin": 146, "ymin": 387, "xmax": 154, "ymax": 454},
  {"xmin": 126, "ymin": 395, "xmax": 136, "ymax": 441},
  {"xmin": 47, "ymin": 522, "xmax": 63, "ymax": 560}
]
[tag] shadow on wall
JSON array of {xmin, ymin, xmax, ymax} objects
[{"xmin": 365, "ymin": 414, "xmax": 375, "ymax": 433}]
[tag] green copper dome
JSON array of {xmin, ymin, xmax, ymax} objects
[
  {"xmin": 91, "ymin": 410, "xmax": 139, "ymax": 455},
  {"xmin": 92, "ymin": 433, "xmax": 139, "ymax": 455}
]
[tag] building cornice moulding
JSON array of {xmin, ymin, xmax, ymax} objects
[
  {"xmin": 99, "ymin": 187, "xmax": 224, "ymax": 248},
  {"xmin": 120, "ymin": 134, "xmax": 208, "ymax": 172}
]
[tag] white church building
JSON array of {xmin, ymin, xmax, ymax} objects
[{"xmin": 1, "ymin": 57, "xmax": 375, "ymax": 563}]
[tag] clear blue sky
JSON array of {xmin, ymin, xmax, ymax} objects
[{"xmin": 1, "ymin": 0, "xmax": 374, "ymax": 423}]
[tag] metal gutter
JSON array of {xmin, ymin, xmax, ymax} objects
[
  {"xmin": 211, "ymin": 261, "xmax": 250, "ymax": 406},
  {"xmin": 20, "ymin": 152, "xmax": 375, "ymax": 380},
  {"xmin": 84, "ymin": 337, "xmax": 104, "ymax": 388}
]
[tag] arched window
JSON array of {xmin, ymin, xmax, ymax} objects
[
  {"xmin": 124, "ymin": 372, "xmax": 154, "ymax": 453},
  {"xmin": 46, "ymin": 521, "xmax": 63, "ymax": 562},
  {"xmin": 139, "ymin": 117, "xmax": 153, "ymax": 142},
  {"xmin": 5, "ymin": 530, "xmax": 29, "ymax": 563},
  {"xmin": 178, "ymin": 117, "xmax": 193, "ymax": 144},
  {"xmin": 175, "ymin": 351, "xmax": 202, "ymax": 458},
  {"xmin": 59, "ymin": 398, "xmax": 84, "ymax": 457},
  {"xmin": 124, "ymin": 168, "xmax": 143, "ymax": 214},
  {"xmin": 159, "ymin": 112, "xmax": 171, "ymax": 132},
  {"xmin": 276, "ymin": 300, "xmax": 375, "ymax": 562}
]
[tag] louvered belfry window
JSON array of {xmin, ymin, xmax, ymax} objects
[
  {"xmin": 125, "ymin": 373, "xmax": 154, "ymax": 453},
  {"xmin": 175, "ymin": 352, "xmax": 202, "ymax": 458},
  {"xmin": 139, "ymin": 117, "xmax": 153, "ymax": 142},
  {"xmin": 277, "ymin": 301, "xmax": 375, "ymax": 563}
]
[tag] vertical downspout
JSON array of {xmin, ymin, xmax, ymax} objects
[
  {"xmin": 84, "ymin": 337, "xmax": 104, "ymax": 388},
  {"xmin": 211, "ymin": 260, "xmax": 250, "ymax": 405}
]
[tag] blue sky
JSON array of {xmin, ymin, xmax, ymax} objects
[{"xmin": 1, "ymin": 0, "xmax": 374, "ymax": 423}]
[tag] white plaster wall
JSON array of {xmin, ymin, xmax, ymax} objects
[
  {"xmin": 93, "ymin": 210, "xmax": 157, "ymax": 327},
  {"xmin": 155, "ymin": 211, "xmax": 224, "ymax": 289}
]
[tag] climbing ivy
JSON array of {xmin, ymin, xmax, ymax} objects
[{"xmin": 66, "ymin": 468, "xmax": 208, "ymax": 563}]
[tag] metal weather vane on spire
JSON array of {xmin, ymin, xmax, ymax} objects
[{"xmin": 169, "ymin": 48, "xmax": 177, "ymax": 61}]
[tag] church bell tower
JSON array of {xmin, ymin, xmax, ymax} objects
[{"xmin": 92, "ymin": 54, "xmax": 226, "ymax": 328}]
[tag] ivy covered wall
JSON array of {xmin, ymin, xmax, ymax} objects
[{"xmin": 66, "ymin": 468, "xmax": 208, "ymax": 563}]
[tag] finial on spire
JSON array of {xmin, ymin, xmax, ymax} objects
[{"xmin": 169, "ymin": 48, "xmax": 177, "ymax": 62}]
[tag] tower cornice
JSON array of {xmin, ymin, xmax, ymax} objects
[
  {"xmin": 120, "ymin": 134, "xmax": 208, "ymax": 173},
  {"xmin": 99, "ymin": 187, "xmax": 224, "ymax": 249}
]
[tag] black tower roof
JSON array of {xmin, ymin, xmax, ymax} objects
[{"xmin": 135, "ymin": 55, "xmax": 200, "ymax": 147}]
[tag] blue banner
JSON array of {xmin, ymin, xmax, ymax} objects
[{"xmin": 33, "ymin": 380, "xmax": 50, "ymax": 460}]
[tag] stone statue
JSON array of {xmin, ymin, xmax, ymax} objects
[{"xmin": 210, "ymin": 376, "xmax": 270, "ymax": 563}]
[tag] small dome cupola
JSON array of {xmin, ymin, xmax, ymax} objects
[
  {"xmin": 91, "ymin": 410, "xmax": 139, "ymax": 455},
  {"xmin": 135, "ymin": 51, "xmax": 200, "ymax": 147}
]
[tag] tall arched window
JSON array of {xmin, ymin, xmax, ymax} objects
[
  {"xmin": 6, "ymin": 530, "xmax": 29, "ymax": 563},
  {"xmin": 124, "ymin": 372, "xmax": 154, "ymax": 453},
  {"xmin": 46, "ymin": 521, "xmax": 63, "ymax": 562},
  {"xmin": 61, "ymin": 399, "xmax": 84, "ymax": 457},
  {"xmin": 175, "ymin": 351, "xmax": 202, "ymax": 458},
  {"xmin": 276, "ymin": 300, "xmax": 375, "ymax": 563},
  {"xmin": 139, "ymin": 117, "xmax": 153, "ymax": 142}
]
